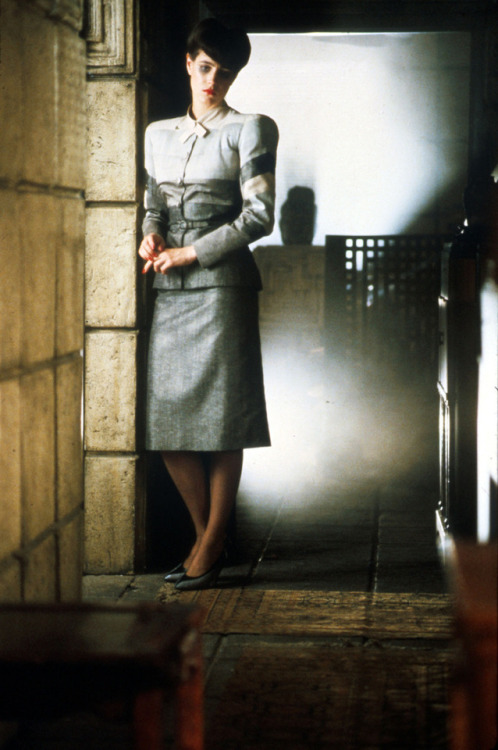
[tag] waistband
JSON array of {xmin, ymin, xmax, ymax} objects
[
  {"xmin": 167, "ymin": 207, "xmax": 238, "ymax": 233},
  {"xmin": 168, "ymin": 218, "xmax": 212, "ymax": 231}
]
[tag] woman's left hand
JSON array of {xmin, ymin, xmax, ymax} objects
[{"xmin": 145, "ymin": 245, "xmax": 197, "ymax": 275}]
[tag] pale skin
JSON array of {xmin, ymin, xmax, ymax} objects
[{"xmin": 139, "ymin": 51, "xmax": 242, "ymax": 579}]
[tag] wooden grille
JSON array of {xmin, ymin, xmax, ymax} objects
[{"xmin": 325, "ymin": 235, "xmax": 445, "ymax": 376}]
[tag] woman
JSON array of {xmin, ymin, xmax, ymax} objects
[{"xmin": 138, "ymin": 19, "xmax": 278, "ymax": 590}]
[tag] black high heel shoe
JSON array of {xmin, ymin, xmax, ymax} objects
[
  {"xmin": 163, "ymin": 562, "xmax": 186, "ymax": 583},
  {"xmin": 174, "ymin": 552, "xmax": 225, "ymax": 591}
]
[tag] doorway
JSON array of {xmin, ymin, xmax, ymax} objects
[{"xmin": 145, "ymin": 30, "xmax": 471, "ymax": 571}]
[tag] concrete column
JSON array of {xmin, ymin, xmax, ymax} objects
[{"xmin": 84, "ymin": 0, "xmax": 146, "ymax": 572}]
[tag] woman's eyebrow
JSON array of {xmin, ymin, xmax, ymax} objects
[{"xmin": 197, "ymin": 58, "xmax": 232, "ymax": 74}]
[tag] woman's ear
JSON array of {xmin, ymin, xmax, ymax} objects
[{"xmin": 186, "ymin": 53, "xmax": 193, "ymax": 75}]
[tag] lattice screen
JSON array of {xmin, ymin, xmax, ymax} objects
[{"xmin": 325, "ymin": 235, "xmax": 444, "ymax": 376}]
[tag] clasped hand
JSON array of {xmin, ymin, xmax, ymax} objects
[{"xmin": 139, "ymin": 233, "xmax": 197, "ymax": 275}]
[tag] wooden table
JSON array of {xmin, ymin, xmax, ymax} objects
[{"xmin": 0, "ymin": 602, "xmax": 204, "ymax": 750}]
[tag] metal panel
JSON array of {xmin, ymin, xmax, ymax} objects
[{"xmin": 325, "ymin": 234, "xmax": 444, "ymax": 378}]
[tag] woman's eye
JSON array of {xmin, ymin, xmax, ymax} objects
[{"xmin": 200, "ymin": 65, "xmax": 210, "ymax": 73}]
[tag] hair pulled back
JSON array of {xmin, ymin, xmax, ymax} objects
[{"xmin": 187, "ymin": 18, "xmax": 251, "ymax": 74}]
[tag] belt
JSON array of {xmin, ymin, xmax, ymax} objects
[
  {"xmin": 167, "ymin": 208, "xmax": 238, "ymax": 233},
  {"xmin": 168, "ymin": 218, "xmax": 213, "ymax": 231}
]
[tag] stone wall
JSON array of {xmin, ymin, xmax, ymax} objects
[
  {"xmin": 0, "ymin": 0, "xmax": 86, "ymax": 601},
  {"xmin": 84, "ymin": 0, "xmax": 146, "ymax": 573},
  {"xmin": 83, "ymin": 0, "xmax": 198, "ymax": 574}
]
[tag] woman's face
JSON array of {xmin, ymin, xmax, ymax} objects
[{"xmin": 186, "ymin": 50, "xmax": 236, "ymax": 113}]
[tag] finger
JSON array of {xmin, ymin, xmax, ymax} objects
[
  {"xmin": 145, "ymin": 244, "xmax": 159, "ymax": 261},
  {"xmin": 141, "ymin": 259, "xmax": 153, "ymax": 275},
  {"xmin": 154, "ymin": 257, "xmax": 170, "ymax": 275},
  {"xmin": 146, "ymin": 242, "xmax": 156, "ymax": 256}
]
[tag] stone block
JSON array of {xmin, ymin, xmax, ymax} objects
[
  {"xmin": 86, "ymin": 0, "xmax": 135, "ymax": 74},
  {"xmin": 21, "ymin": 368, "xmax": 55, "ymax": 542},
  {"xmin": 84, "ymin": 454, "xmax": 137, "ymax": 573},
  {"xmin": 120, "ymin": 574, "xmax": 166, "ymax": 603},
  {"xmin": 85, "ymin": 330, "xmax": 137, "ymax": 452},
  {"xmin": 21, "ymin": 5, "xmax": 57, "ymax": 185},
  {"xmin": 56, "ymin": 357, "xmax": 83, "ymax": 518},
  {"xmin": 56, "ymin": 23, "xmax": 86, "ymax": 188},
  {"xmin": 57, "ymin": 197, "xmax": 85, "ymax": 356},
  {"xmin": 0, "ymin": 0, "xmax": 23, "ymax": 181},
  {"xmin": 0, "ymin": 189, "xmax": 22, "ymax": 369},
  {"xmin": 24, "ymin": 535, "xmax": 57, "ymax": 602},
  {"xmin": 0, "ymin": 380, "xmax": 22, "ymax": 559},
  {"xmin": 58, "ymin": 514, "xmax": 83, "ymax": 600},
  {"xmin": 31, "ymin": 0, "xmax": 84, "ymax": 30},
  {"xmin": 56, "ymin": 0, "xmax": 84, "ymax": 30},
  {"xmin": 28, "ymin": 0, "xmax": 52, "ymax": 13},
  {"xmin": 86, "ymin": 79, "xmax": 138, "ymax": 202},
  {"xmin": 85, "ymin": 205, "xmax": 138, "ymax": 327},
  {"xmin": 82, "ymin": 574, "xmax": 132, "ymax": 601},
  {"xmin": 20, "ymin": 193, "xmax": 56, "ymax": 366},
  {"xmin": 0, "ymin": 562, "xmax": 22, "ymax": 602}
]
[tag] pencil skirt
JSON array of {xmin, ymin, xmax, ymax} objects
[{"xmin": 146, "ymin": 287, "xmax": 271, "ymax": 451}]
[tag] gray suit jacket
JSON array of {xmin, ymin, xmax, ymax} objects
[{"xmin": 142, "ymin": 103, "xmax": 279, "ymax": 290}]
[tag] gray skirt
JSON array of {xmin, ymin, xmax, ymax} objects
[{"xmin": 146, "ymin": 287, "xmax": 271, "ymax": 451}]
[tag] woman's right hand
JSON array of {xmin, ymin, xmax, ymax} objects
[{"xmin": 139, "ymin": 233, "xmax": 165, "ymax": 273}]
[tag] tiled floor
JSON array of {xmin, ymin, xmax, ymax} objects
[
  {"xmin": 82, "ymin": 492, "xmax": 444, "ymax": 605},
  {"xmin": 77, "ymin": 464, "xmax": 449, "ymax": 749},
  {"xmin": 83, "ymin": 464, "xmax": 445, "ymax": 603},
  {"xmin": 7, "ymin": 371, "xmax": 450, "ymax": 748},
  {"xmin": 78, "ymin": 372, "xmax": 449, "ymax": 749}
]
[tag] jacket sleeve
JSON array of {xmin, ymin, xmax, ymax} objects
[
  {"xmin": 142, "ymin": 126, "xmax": 169, "ymax": 239},
  {"xmin": 193, "ymin": 115, "xmax": 279, "ymax": 268}
]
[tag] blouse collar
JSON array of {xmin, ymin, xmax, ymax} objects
[{"xmin": 178, "ymin": 102, "xmax": 230, "ymax": 142}]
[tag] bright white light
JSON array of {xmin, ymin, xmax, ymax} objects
[
  {"xmin": 231, "ymin": 33, "xmax": 470, "ymax": 508},
  {"xmin": 477, "ymin": 278, "xmax": 498, "ymax": 542},
  {"xmin": 241, "ymin": 343, "xmax": 439, "ymax": 508},
  {"xmin": 228, "ymin": 32, "xmax": 470, "ymax": 244}
]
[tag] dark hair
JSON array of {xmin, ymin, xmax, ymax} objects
[{"xmin": 187, "ymin": 18, "xmax": 251, "ymax": 74}]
